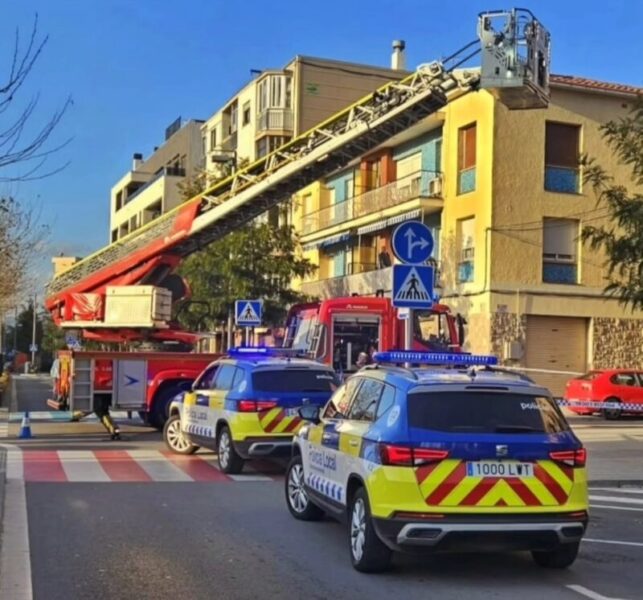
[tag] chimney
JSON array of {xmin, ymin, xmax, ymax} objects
[
  {"xmin": 132, "ymin": 153, "xmax": 143, "ymax": 170},
  {"xmin": 391, "ymin": 40, "xmax": 406, "ymax": 70}
]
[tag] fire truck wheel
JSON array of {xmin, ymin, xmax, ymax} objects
[
  {"xmin": 150, "ymin": 384, "xmax": 185, "ymax": 430},
  {"xmin": 163, "ymin": 415, "xmax": 198, "ymax": 455}
]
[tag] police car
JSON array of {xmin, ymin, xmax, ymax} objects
[
  {"xmin": 164, "ymin": 347, "xmax": 339, "ymax": 474},
  {"xmin": 284, "ymin": 351, "xmax": 589, "ymax": 572}
]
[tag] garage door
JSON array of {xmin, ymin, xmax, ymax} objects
[{"xmin": 525, "ymin": 316, "xmax": 588, "ymax": 397}]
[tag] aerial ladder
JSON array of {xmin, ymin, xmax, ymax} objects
[{"xmin": 45, "ymin": 9, "xmax": 551, "ymax": 344}]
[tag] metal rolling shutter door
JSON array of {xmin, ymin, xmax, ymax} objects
[{"xmin": 525, "ymin": 316, "xmax": 588, "ymax": 396}]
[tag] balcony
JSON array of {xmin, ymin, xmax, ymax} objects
[
  {"xmin": 257, "ymin": 108, "xmax": 293, "ymax": 132},
  {"xmin": 457, "ymin": 247, "xmax": 475, "ymax": 283},
  {"xmin": 301, "ymin": 266, "xmax": 393, "ymax": 298},
  {"xmin": 124, "ymin": 166, "xmax": 186, "ymax": 206},
  {"xmin": 301, "ymin": 170, "xmax": 442, "ymax": 235}
]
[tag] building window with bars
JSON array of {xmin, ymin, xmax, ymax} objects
[
  {"xmin": 457, "ymin": 217, "xmax": 475, "ymax": 282},
  {"xmin": 458, "ymin": 123, "xmax": 476, "ymax": 194},
  {"xmin": 242, "ymin": 101, "xmax": 251, "ymax": 126},
  {"xmin": 542, "ymin": 218, "xmax": 579, "ymax": 284},
  {"xmin": 545, "ymin": 122, "xmax": 580, "ymax": 193}
]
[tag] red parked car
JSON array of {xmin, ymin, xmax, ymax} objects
[{"xmin": 564, "ymin": 369, "xmax": 643, "ymax": 419}]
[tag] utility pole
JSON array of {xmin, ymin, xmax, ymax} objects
[{"xmin": 31, "ymin": 293, "xmax": 37, "ymax": 369}]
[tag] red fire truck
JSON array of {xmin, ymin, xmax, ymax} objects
[
  {"xmin": 49, "ymin": 349, "xmax": 220, "ymax": 428},
  {"xmin": 282, "ymin": 297, "xmax": 464, "ymax": 370}
]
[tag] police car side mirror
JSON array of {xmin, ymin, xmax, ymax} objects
[{"xmin": 298, "ymin": 405, "xmax": 320, "ymax": 424}]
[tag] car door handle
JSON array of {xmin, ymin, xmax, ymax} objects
[{"xmin": 349, "ymin": 440, "xmax": 359, "ymax": 447}]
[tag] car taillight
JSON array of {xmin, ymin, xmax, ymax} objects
[
  {"xmin": 237, "ymin": 400, "xmax": 278, "ymax": 412},
  {"xmin": 379, "ymin": 444, "xmax": 449, "ymax": 466},
  {"xmin": 549, "ymin": 448, "xmax": 587, "ymax": 467}
]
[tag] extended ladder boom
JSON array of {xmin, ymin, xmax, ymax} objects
[{"xmin": 45, "ymin": 9, "xmax": 550, "ymax": 333}]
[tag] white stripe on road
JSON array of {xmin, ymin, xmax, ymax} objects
[
  {"xmin": 590, "ymin": 504, "xmax": 643, "ymax": 512},
  {"xmin": 4, "ymin": 444, "xmax": 24, "ymax": 480},
  {"xmin": 228, "ymin": 474, "xmax": 273, "ymax": 482},
  {"xmin": 0, "ymin": 478, "xmax": 33, "ymax": 600},
  {"xmin": 0, "ymin": 422, "xmax": 8, "ymax": 438},
  {"xmin": 590, "ymin": 488, "xmax": 643, "ymax": 495},
  {"xmin": 589, "ymin": 495, "xmax": 643, "ymax": 505},
  {"xmin": 567, "ymin": 584, "xmax": 627, "ymax": 600},
  {"xmin": 583, "ymin": 538, "xmax": 643, "ymax": 548},
  {"xmin": 127, "ymin": 449, "xmax": 192, "ymax": 482},
  {"xmin": 58, "ymin": 450, "xmax": 110, "ymax": 482}
]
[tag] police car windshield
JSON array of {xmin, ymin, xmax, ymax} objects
[
  {"xmin": 252, "ymin": 369, "xmax": 339, "ymax": 393},
  {"xmin": 407, "ymin": 392, "xmax": 569, "ymax": 434}
]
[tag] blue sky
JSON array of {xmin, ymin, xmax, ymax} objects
[{"xmin": 2, "ymin": 0, "xmax": 642, "ymax": 271}]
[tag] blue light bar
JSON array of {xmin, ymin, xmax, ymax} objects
[
  {"xmin": 228, "ymin": 346, "xmax": 305, "ymax": 358},
  {"xmin": 373, "ymin": 351, "xmax": 498, "ymax": 366}
]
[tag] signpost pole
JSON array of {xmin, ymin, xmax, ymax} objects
[{"xmin": 405, "ymin": 309, "xmax": 413, "ymax": 368}]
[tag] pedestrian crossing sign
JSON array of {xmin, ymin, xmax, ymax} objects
[
  {"xmin": 235, "ymin": 300, "xmax": 263, "ymax": 326},
  {"xmin": 392, "ymin": 264, "xmax": 434, "ymax": 309}
]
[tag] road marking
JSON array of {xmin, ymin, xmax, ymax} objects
[
  {"xmin": 590, "ymin": 504, "xmax": 643, "ymax": 512},
  {"xmin": 229, "ymin": 474, "xmax": 274, "ymax": 482},
  {"xmin": 583, "ymin": 538, "xmax": 643, "ymax": 548},
  {"xmin": 0, "ymin": 422, "xmax": 8, "ymax": 438},
  {"xmin": 567, "ymin": 584, "xmax": 627, "ymax": 600},
  {"xmin": 58, "ymin": 450, "xmax": 111, "ymax": 482},
  {"xmin": 590, "ymin": 487, "xmax": 643, "ymax": 495},
  {"xmin": 589, "ymin": 494, "xmax": 643, "ymax": 505},
  {"xmin": 0, "ymin": 448, "xmax": 33, "ymax": 600},
  {"xmin": 126, "ymin": 449, "xmax": 193, "ymax": 482}
]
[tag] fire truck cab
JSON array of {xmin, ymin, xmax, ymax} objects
[{"xmin": 282, "ymin": 297, "xmax": 464, "ymax": 372}]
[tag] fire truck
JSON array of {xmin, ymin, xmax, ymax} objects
[
  {"xmin": 283, "ymin": 297, "xmax": 465, "ymax": 370},
  {"xmin": 43, "ymin": 9, "xmax": 551, "ymax": 421}
]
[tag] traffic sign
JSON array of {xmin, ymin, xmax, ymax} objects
[
  {"xmin": 391, "ymin": 221, "xmax": 434, "ymax": 264},
  {"xmin": 392, "ymin": 265, "xmax": 434, "ymax": 309},
  {"xmin": 235, "ymin": 300, "xmax": 263, "ymax": 326},
  {"xmin": 29, "ymin": 343, "xmax": 38, "ymax": 352}
]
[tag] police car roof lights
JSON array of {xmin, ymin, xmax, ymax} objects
[
  {"xmin": 227, "ymin": 346, "xmax": 307, "ymax": 359},
  {"xmin": 372, "ymin": 351, "xmax": 498, "ymax": 366}
]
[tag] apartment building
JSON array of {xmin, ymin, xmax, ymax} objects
[
  {"xmin": 292, "ymin": 74, "xmax": 643, "ymax": 394},
  {"xmin": 201, "ymin": 52, "xmax": 408, "ymax": 189},
  {"xmin": 110, "ymin": 118, "xmax": 204, "ymax": 242}
]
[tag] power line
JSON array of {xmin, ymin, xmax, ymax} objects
[{"xmin": 493, "ymin": 206, "xmax": 610, "ymax": 232}]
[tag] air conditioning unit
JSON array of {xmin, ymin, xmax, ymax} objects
[{"xmin": 428, "ymin": 177, "xmax": 443, "ymax": 197}]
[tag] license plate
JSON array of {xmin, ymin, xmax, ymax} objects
[
  {"xmin": 285, "ymin": 408, "xmax": 300, "ymax": 417},
  {"xmin": 467, "ymin": 461, "xmax": 534, "ymax": 478}
]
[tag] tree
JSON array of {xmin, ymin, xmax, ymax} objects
[
  {"xmin": 176, "ymin": 169, "xmax": 317, "ymax": 331},
  {"xmin": 1, "ymin": 14, "xmax": 72, "ymax": 182},
  {"xmin": 582, "ymin": 96, "xmax": 643, "ymax": 311}
]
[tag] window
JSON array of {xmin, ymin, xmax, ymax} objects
[
  {"xmin": 323, "ymin": 378, "xmax": 361, "ymax": 419},
  {"xmin": 271, "ymin": 76, "xmax": 282, "ymax": 107},
  {"xmin": 229, "ymin": 104, "xmax": 238, "ymax": 134},
  {"xmin": 545, "ymin": 122, "xmax": 580, "ymax": 193},
  {"xmin": 407, "ymin": 392, "xmax": 569, "ymax": 434},
  {"xmin": 610, "ymin": 373, "xmax": 637, "ymax": 386},
  {"xmin": 232, "ymin": 368, "xmax": 245, "ymax": 389},
  {"xmin": 331, "ymin": 248, "xmax": 348, "ymax": 277},
  {"xmin": 543, "ymin": 218, "xmax": 578, "ymax": 284},
  {"xmin": 458, "ymin": 123, "xmax": 476, "ymax": 194},
  {"xmin": 194, "ymin": 365, "xmax": 219, "ymax": 390},
  {"xmin": 375, "ymin": 385, "xmax": 396, "ymax": 420},
  {"xmin": 252, "ymin": 369, "xmax": 339, "ymax": 393},
  {"xmin": 209, "ymin": 127, "xmax": 217, "ymax": 150},
  {"xmin": 347, "ymin": 379, "xmax": 383, "ymax": 421},
  {"xmin": 214, "ymin": 365, "xmax": 237, "ymax": 391},
  {"xmin": 258, "ymin": 79, "xmax": 268, "ymax": 113},
  {"xmin": 457, "ymin": 217, "xmax": 475, "ymax": 283},
  {"xmin": 256, "ymin": 135, "xmax": 291, "ymax": 158},
  {"xmin": 242, "ymin": 101, "xmax": 251, "ymax": 126}
]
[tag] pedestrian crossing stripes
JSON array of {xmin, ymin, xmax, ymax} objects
[
  {"xmin": 589, "ymin": 487, "xmax": 643, "ymax": 512},
  {"xmin": 8, "ymin": 411, "xmax": 144, "ymax": 423},
  {"xmin": 4, "ymin": 449, "xmax": 281, "ymax": 483}
]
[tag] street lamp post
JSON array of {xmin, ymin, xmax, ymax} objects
[{"xmin": 31, "ymin": 294, "xmax": 37, "ymax": 369}]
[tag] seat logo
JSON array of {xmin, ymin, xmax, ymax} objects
[{"xmin": 495, "ymin": 444, "xmax": 509, "ymax": 457}]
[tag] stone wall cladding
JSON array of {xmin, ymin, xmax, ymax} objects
[
  {"xmin": 592, "ymin": 317, "xmax": 643, "ymax": 368},
  {"xmin": 490, "ymin": 312, "xmax": 526, "ymax": 363}
]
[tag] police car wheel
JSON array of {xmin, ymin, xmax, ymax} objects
[
  {"xmin": 163, "ymin": 415, "xmax": 198, "ymax": 455},
  {"xmin": 349, "ymin": 488, "xmax": 392, "ymax": 572},
  {"xmin": 217, "ymin": 426, "xmax": 244, "ymax": 474},
  {"xmin": 285, "ymin": 456, "xmax": 324, "ymax": 521},
  {"xmin": 602, "ymin": 397, "xmax": 622, "ymax": 420},
  {"xmin": 532, "ymin": 541, "xmax": 580, "ymax": 568}
]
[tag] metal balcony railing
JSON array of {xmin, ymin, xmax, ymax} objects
[
  {"xmin": 301, "ymin": 170, "xmax": 442, "ymax": 235},
  {"xmin": 257, "ymin": 108, "xmax": 294, "ymax": 132},
  {"xmin": 347, "ymin": 261, "xmax": 377, "ymax": 274}
]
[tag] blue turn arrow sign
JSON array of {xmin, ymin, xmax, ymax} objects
[{"xmin": 391, "ymin": 221, "xmax": 434, "ymax": 264}]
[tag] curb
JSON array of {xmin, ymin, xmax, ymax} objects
[
  {"xmin": 589, "ymin": 479, "xmax": 643, "ymax": 488},
  {"xmin": 0, "ymin": 446, "xmax": 6, "ymax": 573}
]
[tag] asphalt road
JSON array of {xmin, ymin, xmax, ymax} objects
[{"xmin": 2, "ymin": 375, "xmax": 643, "ymax": 600}]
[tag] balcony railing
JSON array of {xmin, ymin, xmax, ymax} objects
[
  {"xmin": 301, "ymin": 170, "xmax": 442, "ymax": 235},
  {"xmin": 347, "ymin": 262, "xmax": 377, "ymax": 275},
  {"xmin": 257, "ymin": 108, "xmax": 294, "ymax": 132},
  {"xmin": 123, "ymin": 166, "xmax": 186, "ymax": 207}
]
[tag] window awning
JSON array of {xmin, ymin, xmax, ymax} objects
[
  {"xmin": 319, "ymin": 233, "xmax": 351, "ymax": 248},
  {"xmin": 387, "ymin": 209, "xmax": 421, "ymax": 227},
  {"xmin": 357, "ymin": 219, "xmax": 388, "ymax": 236}
]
